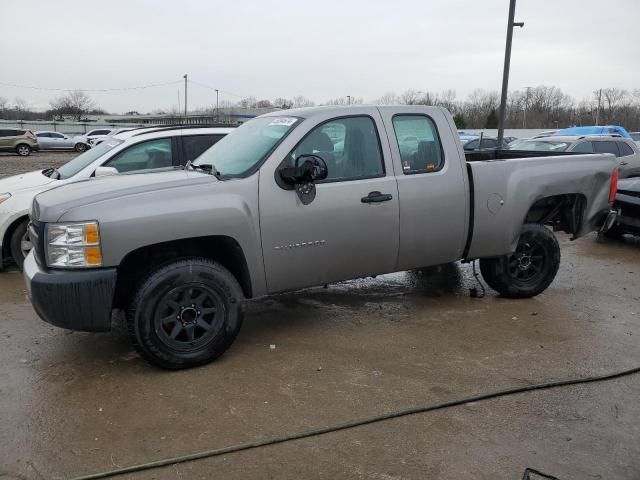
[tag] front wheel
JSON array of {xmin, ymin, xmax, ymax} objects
[
  {"xmin": 480, "ymin": 223, "xmax": 560, "ymax": 298},
  {"xmin": 74, "ymin": 142, "xmax": 87, "ymax": 152},
  {"xmin": 9, "ymin": 219, "xmax": 31, "ymax": 271},
  {"xmin": 126, "ymin": 258, "xmax": 244, "ymax": 369}
]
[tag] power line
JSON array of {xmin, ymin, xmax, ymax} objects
[
  {"xmin": 0, "ymin": 80, "xmax": 182, "ymax": 92},
  {"xmin": 187, "ymin": 79, "xmax": 246, "ymax": 99}
]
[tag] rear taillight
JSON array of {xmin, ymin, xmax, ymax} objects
[{"xmin": 609, "ymin": 167, "xmax": 619, "ymax": 203}]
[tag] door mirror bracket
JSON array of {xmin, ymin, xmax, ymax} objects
[{"xmin": 278, "ymin": 154, "xmax": 328, "ymax": 205}]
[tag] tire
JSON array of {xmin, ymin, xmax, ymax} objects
[
  {"xmin": 480, "ymin": 223, "xmax": 560, "ymax": 299},
  {"xmin": 126, "ymin": 258, "xmax": 244, "ymax": 369},
  {"xmin": 9, "ymin": 219, "xmax": 31, "ymax": 271},
  {"xmin": 16, "ymin": 144, "xmax": 31, "ymax": 156},
  {"xmin": 74, "ymin": 143, "xmax": 87, "ymax": 152}
]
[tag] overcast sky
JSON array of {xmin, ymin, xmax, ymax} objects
[{"xmin": 1, "ymin": 0, "xmax": 639, "ymax": 113}]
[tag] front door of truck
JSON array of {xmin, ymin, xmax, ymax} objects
[
  {"xmin": 259, "ymin": 111, "xmax": 400, "ymax": 294},
  {"xmin": 378, "ymin": 107, "xmax": 469, "ymax": 269}
]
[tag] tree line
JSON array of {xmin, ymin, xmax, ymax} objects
[{"xmin": 1, "ymin": 86, "xmax": 639, "ymax": 130}]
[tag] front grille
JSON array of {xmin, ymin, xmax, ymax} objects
[{"xmin": 28, "ymin": 220, "xmax": 46, "ymax": 267}]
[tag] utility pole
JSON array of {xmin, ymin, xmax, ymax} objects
[
  {"xmin": 496, "ymin": 0, "xmax": 524, "ymax": 148},
  {"xmin": 595, "ymin": 88, "xmax": 602, "ymax": 126},
  {"xmin": 347, "ymin": 95, "xmax": 351, "ymax": 105},
  {"xmin": 523, "ymin": 86, "xmax": 532, "ymax": 128},
  {"xmin": 215, "ymin": 89, "xmax": 219, "ymax": 123},
  {"xmin": 183, "ymin": 74, "xmax": 188, "ymax": 119}
]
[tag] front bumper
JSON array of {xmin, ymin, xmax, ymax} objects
[{"xmin": 23, "ymin": 252, "xmax": 117, "ymax": 332}]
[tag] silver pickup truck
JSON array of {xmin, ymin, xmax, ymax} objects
[{"xmin": 24, "ymin": 106, "xmax": 618, "ymax": 369}]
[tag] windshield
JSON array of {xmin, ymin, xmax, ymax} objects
[
  {"xmin": 508, "ymin": 140, "xmax": 569, "ymax": 152},
  {"xmin": 631, "ymin": 133, "xmax": 640, "ymax": 142},
  {"xmin": 57, "ymin": 139, "xmax": 123, "ymax": 179},
  {"xmin": 193, "ymin": 116, "xmax": 300, "ymax": 177}
]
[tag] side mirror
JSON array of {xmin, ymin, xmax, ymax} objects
[
  {"xmin": 278, "ymin": 154, "xmax": 328, "ymax": 205},
  {"xmin": 95, "ymin": 166, "xmax": 119, "ymax": 177},
  {"xmin": 279, "ymin": 154, "xmax": 328, "ymax": 184}
]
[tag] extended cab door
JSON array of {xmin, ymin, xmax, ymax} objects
[
  {"xmin": 378, "ymin": 107, "xmax": 469, "ymax": 270},
  {"xmin": 259, "ymin": 110, "xmax": 400, "ymax": 293}
]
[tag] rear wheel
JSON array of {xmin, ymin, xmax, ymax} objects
[
  {"xmin": 480, "ymin": 223, "xmax": 560, "ymax": 298},
  {"xmin": 9, "ymin": 219, "xmax": 31, "ymax": 271},
  {"xmin": 126, "ymin": 258, "xmax": 244, "ymax": 369},
  {"xmin": 16, "ymin": 144, "xmax": 31, "ymax": 156},
  {"xmin": 74, "ymin": 142, "xmax": 87, "ymax": 152}
]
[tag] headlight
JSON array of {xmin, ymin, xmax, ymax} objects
[
  {"xmin": 0, "ymin": 193, "xmax": 11, "ymax": 205},
  {"xmin": 46, "ymin": 221, "xmax": 102, "ymax": 268}
]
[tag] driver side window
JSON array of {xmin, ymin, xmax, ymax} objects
[
  {"xmin": 290, "ymin": 116, "xmax": 384, "ymax": 182},
  {"xmin": 104, "ymin": 138, "xmax": 174, "ymax": 173}
]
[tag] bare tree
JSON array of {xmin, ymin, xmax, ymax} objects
[
  {"xmin": 0, "ymin": 96, "xmax": 8, "ymax": 114},
  {"xmin": 375, "ymin": 92, "xmax": 400, "ymax": 105},
  {"xmin": 400, "ymin": 89, "xmax": 422, "ymax": 105},
  {"xmin": 50, "ymin": 90, "xmax": 95, "ymax": 121},
  {"xmin": 600, "ymin": 88, "xmax": 629, "ymax": 123},
  {"xmin": 273, "ymin": 97, "xmax": 293, "ymax": 109},
  {"xmin": 292, "ymin": 95, "xmax": 315, "ymax": 108},
  {"xmin": 13, "ymin": 97, "xmax": 28, "ymax": 116},
  {"xmin": 238, "ymin": 96, "xmax": 257, "ymax": 109}
]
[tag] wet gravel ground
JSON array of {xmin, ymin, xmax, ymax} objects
[
  {"xmin": 0, "ymin": 150, "xmax": 76, "ymax": 179},
  {"xmin": 0, "ymin": 232, "xmax": 639, "ymax": 479}
]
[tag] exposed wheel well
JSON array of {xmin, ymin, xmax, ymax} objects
[
  {"xmin": 2, "ymin": 215, "xmax": 28, "ymax": 266},
  {"xmin": 525, "ymin": 194, "xmax": 586, "ymax": 236},
  {"xmin": 113, "ymin": 236, "xmax": 252, "ymax": 308}
]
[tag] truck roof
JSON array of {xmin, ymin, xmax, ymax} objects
[{"xmin": 260, "ymin": 105, "xmax": 447, "ymax": 120}]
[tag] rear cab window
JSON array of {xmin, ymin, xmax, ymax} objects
[{"xmin": 392, "ymin": 115, "xmax": 444, "ymax": 174}]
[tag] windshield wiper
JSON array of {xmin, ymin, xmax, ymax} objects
[{"xmin": 184, "ymin": 160, "xmax": 221, "ymax": 179}]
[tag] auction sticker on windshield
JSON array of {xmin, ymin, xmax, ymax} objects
[{"xmin": 269, "ymin": 117, "xmax": 298, "ymax": 127}]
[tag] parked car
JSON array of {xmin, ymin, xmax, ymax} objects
[
  {"xmin": 35, "ymin": 131, "xmax": 89, "ymax": 152},
  {"xmin": 0, "ymin": 128, "xmax": 40, "ymax": 156},
  {"xmin": 630, "ymin": 132, "xmax": 640, "ymax": 144},
  {"xmin": 463, "ymin": 136, "xmax": 498, "ymax": 150},
  {"xmin": 89, "ymin": 128, "xmax": 138, "ymax": 147},
  {"xmin": 553, "ymin": 125, "xmax": 631, "ymax": 138},
  {"xmin": 532, "ymin": 130, "xmax": 559, "ymax": 138},
  {"xmin": 23, "ymin": 106, "xmax": 617, "ymax": 369},
  {"xmin": 74, "ymin": 128, "xmax": 116, "ymax": 148},
  {"xmin": 605, "ymin": 177, "xmax": 640, "ymax": 238},
  {"xmin": 0, "ymin": 125, "xmax": 233, "ymax": 269},
  {"xmin": 508, "ymin": 135, "xmax": 640, "ymax": 178},
  {"xmin": 461, "ymin": 136, "xmax": 516, "ymax": 150}
]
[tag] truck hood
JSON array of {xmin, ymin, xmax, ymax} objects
[
  {"xmin": 32, "ymin": 169, "xmax": 216, "ymax": 222},
  {"xmin": 0, "ymin": 170, "xmax": 56, "ymax": 194}
]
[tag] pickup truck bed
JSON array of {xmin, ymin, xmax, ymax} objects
[{"xmin": 464, "ymin": 151, "xmax": 614, "ymax": 258}]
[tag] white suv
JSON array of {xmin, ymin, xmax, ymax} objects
[{"xmin": 0, "ymin": 126, "xmax": 234, "ymax": 269}]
